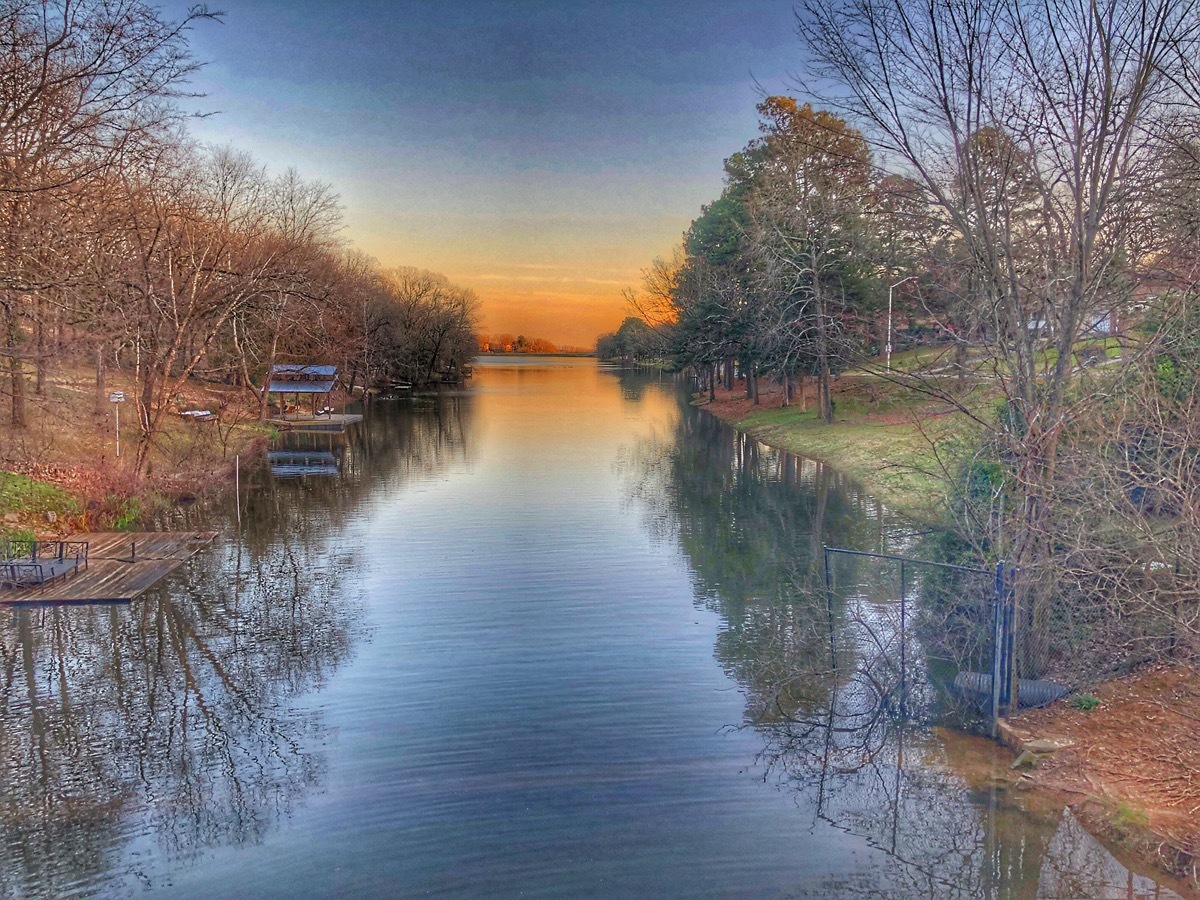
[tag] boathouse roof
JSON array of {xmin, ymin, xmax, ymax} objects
[
  {"xmin": 267, "ymin": 450, "xmax": 340, "ymax": 478},
  {"xmin": 268, "ymin": 364, "xmax": 338, "ymax": 394}
]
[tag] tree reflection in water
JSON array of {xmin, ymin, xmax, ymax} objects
[
  {"xmin": 618, "ymin": 368, "xmax": 1182, "ymax": 898},
  {"xmin": 0, "ymin": 391, "xmax": 475, "ymax": 896},
  {"xmin": 0, "ymin": 555, "xmax": 348, "ymax": 896}
]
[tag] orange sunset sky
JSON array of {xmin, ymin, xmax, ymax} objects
[{"xmin": 165, "ymin": 0, "xmax": 804, "ymax": 348}]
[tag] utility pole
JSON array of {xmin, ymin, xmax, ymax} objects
[{"xmin": 887, "ymin": 276, "xmax": 917, "ymax": 372}]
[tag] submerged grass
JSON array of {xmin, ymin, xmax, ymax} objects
[{"xmin": 729, "ymin": 402, "xmax": 960, "ymax": 521}]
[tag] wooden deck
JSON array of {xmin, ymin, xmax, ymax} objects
[
  {"xmin": 267, "ymin": 413, "xmax": 363, "ymax": 432},
  {"xmin": 0, "ymin": 531, "xmax": 218, "ymax": 604}
]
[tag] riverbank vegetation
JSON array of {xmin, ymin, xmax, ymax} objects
[
  {"xmin": 700, "ymin": 377, "xmax": 964, "ymax": 521},
  {"xmin": 0, "ymin": 1, "xmax": 479, "ymax": 514},
  {"xmin": 611, "ymin": 0, "xmax": 1200, "ymax": 689},
  {"xmin": 606, "ymin": 0, "xmax": 1200, "ymax": 880}
]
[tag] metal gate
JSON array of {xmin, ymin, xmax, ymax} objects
[{"xmin": 821, "ymin": 546, "xmax": 1013, "ymax": 733}]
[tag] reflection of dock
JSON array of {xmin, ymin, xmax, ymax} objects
[
  {"xmin": 268, "ymin": 449, "xmax": 340, "ymax": 477},
  {"xmin": 267, "ymin": 413, "xmax": 363, "ymax": 432},
  {"xmin": 0, "ymin": 532, "xmax": 217, "ymax": 604}
]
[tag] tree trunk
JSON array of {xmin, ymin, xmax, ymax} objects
[
  {"xmin": 816, "ymin": 334, "xmax": 832, "ymax": 424},
  {"xmin": 955, "ymin": 334, "xmax": 967, "ymax": 391},
  {"xmin": 34, "ymin": 298, "xmax": 46, "ymax": 396},
  {"xmin": 4, "ymin": 303, "xmax": 26, "ymax": 427},
  {"xmin": 95, "ymin": 345, "xmax": 107, "ymax": 415}
]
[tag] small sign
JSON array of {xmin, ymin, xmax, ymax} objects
[{"xmin": 109, "ymin": 391, "xmax": 126, "ymax": 403}]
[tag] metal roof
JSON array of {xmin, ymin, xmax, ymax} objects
[
  {"xmin": 272, "ymin": 364, "xmax": 337, "ymax": 377},
  {"xmin": 268, "ymin": 363, "xmax": 338, "ymax": 394},
  {"xmin": 267, "ymin": 378, "xmax": 336, "ymax": 393}
]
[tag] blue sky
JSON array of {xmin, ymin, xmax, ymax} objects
[{"xmin": 166, "ymin": 0, "xmax": 805, "ymax": 344}]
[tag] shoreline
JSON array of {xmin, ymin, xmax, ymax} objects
[
  {"xmin": 0, "ymin": 368, "xmax": 272, "ymax": 540},
  {"xmin": 6, "ymin": 362, "xmax": 1197, "ymax": 893},
  {"xmin": 694, "ymin": 374, "xmax": 1199, "ymax": 895},
  {"xmin": 690, "ymin": 378, "xmax": 956, "ymax": 522}
]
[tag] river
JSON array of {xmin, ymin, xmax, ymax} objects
[{"xmin": 0, "ymin": 357, "xmax": 1181, "ymax": 897}]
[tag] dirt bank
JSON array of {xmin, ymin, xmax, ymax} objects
[
  {"xmin": 1000, "ymin": 663, "xmax": 1200, "ymax": 893},
  {"xmin": 0, "ymin": 367, "xmax": 270, "ymax": 537}
]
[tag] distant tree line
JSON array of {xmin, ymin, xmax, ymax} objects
[
  {"xmin": 0, "ymin": 0, "xmax": 478, "ymax": 475},
  {"xmin": 478, "ymin": 334, "xmax": 559, "ymax": 353},
  {"xmin": 617, "ymin": 0, "xmax": 1200, "ymax": 692}
]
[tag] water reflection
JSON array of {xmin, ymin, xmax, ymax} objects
[
  {"xmin": 0, "ymin": 392, "xmax": 476, "ymax": 896},
  {"xmin": 0, "ymin": 362, "xmax": 1185, "ymax": 897},
  {"xmin": 0, "ymin": 555, "xmax": 348, "ymax": 896},
  {"xmin": 269, "ymin": 429, "xmax": 343, "ymax": 477},
  {"xmin": 616, "ymin": 366, "xmax": 1183, "ymax": 898}
]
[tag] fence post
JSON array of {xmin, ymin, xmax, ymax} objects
[
  {"xmin": 991, "ymin": 561, "xmax": 1006, "ymax": 737},
  {"xmin": 822, "ymin": 545, "xmax": 838, "ymax": 668},
  {"xmin": 899, "ymin": 559, "xmax": 907, "ymax": 716}
]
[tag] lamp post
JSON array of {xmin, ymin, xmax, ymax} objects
[{"xmin": 887, "ymin": 276, "xmax": 917, "ymax": 373}]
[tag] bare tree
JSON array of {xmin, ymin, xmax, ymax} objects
[
  {"xmin": 0, "ymin": 0, "xmax": 218, "ymax": 425},
  {"xmin": 119, "ymin": 144, "xmax": 289, "ymax": 474},
  {"xmin": 230, "ymin": 166, "xmax": 344, "ymax": 420},
  {"xmin": 797, "ymin": 0, "xmax": 1200, "ymax": 698},
  {"xmin": 747, "ymin": 98, "xmax": 877, "ymax": 421},
  {"xmin": 373, "ymin": 267, "xmax": 480, "ymax": 387}
]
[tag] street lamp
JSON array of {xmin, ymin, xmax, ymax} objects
[{"xmin": 887, "ymin": 275, "xmax": 917, "ymax": 373}]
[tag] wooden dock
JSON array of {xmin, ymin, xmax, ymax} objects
[
  {"xmin": 0, "ymin": 531, "xmax": 217, "ymax": 604},
  {"xmin": 267, "ymin": 413, "xmax": 363, "ymax": 432}
]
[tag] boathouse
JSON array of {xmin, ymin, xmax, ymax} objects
[
  {"xmin": 268, "ymin": 364, "xmax": 339, "ymax": 418},
  {"xmin": 266, "ymin": 363, "xmax": 363, "ymax": 432}
]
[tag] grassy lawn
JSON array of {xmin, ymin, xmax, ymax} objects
[
  {"xmin": 0, "ymin": 472, "xmax": 81, "ymax": 538},
  {"xmin": 870, "ymin": 345, "xmax": 956, "ymax": 373},
  {"xmin": 728, "ymin": 396, "xmax": 969, "ymax": 522}
]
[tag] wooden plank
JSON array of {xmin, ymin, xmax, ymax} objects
[{"xmin": 0, "ymin": 532, "xmax": 217, "ymax": 604}]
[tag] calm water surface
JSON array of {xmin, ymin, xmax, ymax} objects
[{"xmin": 0, "ymin": 357, "xmax": 1183, "ymax": 897}]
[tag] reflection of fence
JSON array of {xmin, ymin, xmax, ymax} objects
[
  {"xmin": 822, "ymin": 547, "xmax": 1069, "ymax": 734},
  {"xmin": 823, "ymin": 547, "xmax": 994, "ymax": 730}
]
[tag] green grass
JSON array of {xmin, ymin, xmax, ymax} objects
[
  {"xmin": 874, "ymin": 345, "xmax": 955, "ymax": 374},
  {"xmin": 1068, "ymin": 692, "xmax": 1102, "ymax": 711},
  {"xmin": 0, "ymin": 472, "xmax": 80, "ymax": 520},
  {"xmin": 110, "ymin": 496, "xmax": 142, "ymax": 531},
  {"xmin": 1109, "ymin": 802, "xmax": 1150, "ymax": 839},
  {"xmin": 730, "ymin": 404, "xmax": 957, "ymax": 521}
]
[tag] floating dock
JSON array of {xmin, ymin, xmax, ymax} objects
[
  {"xmin": 0, "ymin": 531, "xmax": 217, "ymax": 604},
  {"xmin": 267, "ymin": 413, "xmax": 363, "ymax": 432}
]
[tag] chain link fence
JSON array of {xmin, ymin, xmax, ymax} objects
[
  {"xmin": 821, "ymin": 547, "xmax": 1121, "ymax": 734},
  {"xmin": 822, "ymin": 547, "xmax": 1000, "ymax": 731},
  {"xmin": 822, "ymin": 543, "xmax": 1200, "ymax": 735},
  {"xmin": 1006, "ymin": 558, "xmax": 1199, "ymax": 697}
]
